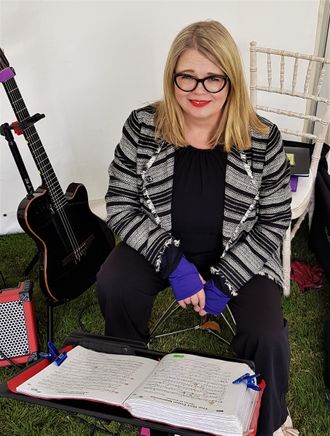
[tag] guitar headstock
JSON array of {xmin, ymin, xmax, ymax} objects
[{"xmin": 0, "ymin": 48, "xmax": 10, "ymax": 71}]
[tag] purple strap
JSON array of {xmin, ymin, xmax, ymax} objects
[{"xmin": 0, "ymin": 67, "xmax": 15, "ymax": 83}]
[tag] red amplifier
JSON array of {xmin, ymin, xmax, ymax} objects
[{"xmin": 0, "ymin": 280, "xmax": 38, "ymax": 367}]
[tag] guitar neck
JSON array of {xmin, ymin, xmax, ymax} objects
[{"xmin": 2, "ymin": 77, "xmax": 67, "ymax": 210}]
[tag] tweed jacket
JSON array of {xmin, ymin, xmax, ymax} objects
[{"xmin": 106, "ymin": 105, "xmax": 292, "ymax": 296}]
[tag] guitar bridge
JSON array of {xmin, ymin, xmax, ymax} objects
[{"xmin": 62, "ymin": 234, "xmax": 95, "ymax": 267}]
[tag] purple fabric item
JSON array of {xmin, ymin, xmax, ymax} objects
[
  {"xmin": 290, "ymin": 175, "xmax": 298, "ymax": 192},
  {"xmin": 168, "ymin": 255, "xmax": 203, "ymax": 301},
  {"xmin": 204, "ymin": 279, "xmax": 230, "ymax": 316},
  {"xmin": 0, "ymin": 67, "xmax": 15, "ymax": 83}
]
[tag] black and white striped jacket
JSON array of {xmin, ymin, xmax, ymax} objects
[{"xmin": 106, "ymin": 105, "xmax": 292, "ymax": 296}]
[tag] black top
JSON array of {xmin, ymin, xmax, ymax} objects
[{"xmin": 171, "ymin": 145, "xmax": 227, "ymax": 279}]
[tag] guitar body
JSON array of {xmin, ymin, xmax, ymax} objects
[
  {"xmin": 0, "ymin": 49, "xmax": 115, "ymax": 302},
  {"xmin": 17, "ymin": 183, "xmax": 115, "ymax": 302}
]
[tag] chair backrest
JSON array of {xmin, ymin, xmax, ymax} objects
[{"xmin": 249, "ymin": 41, "xmax": 330, "ymax": 178}]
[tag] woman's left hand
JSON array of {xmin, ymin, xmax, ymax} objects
[{"xmin": 199, "ymin": 279, "xmax": 230, "ymax": 316}]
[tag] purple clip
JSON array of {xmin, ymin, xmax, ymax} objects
[
  {"xmin": 39, "ymin": 352, "xmax": 53, "ymax": 360},
  {"xmin": 232, "ymin": 372, "xmax": 261, "ymax": 391},
  {"xmin": 48, "ymin": 341, "xmax": 60, "ymax": 358},
  {"xmin": 232, "ymin": 372, "xmax": 250, "ymax": 384},
  {"xmin": 0, "ymin": 67, "xmax": 15, "ymax": 83},
  {"xmin": 39, "ymin": 342, "xmax": 68, "ymax": 366},
  {"xmin": 55, "ymin": 352, "xmax": 67, "ymax": 366}
]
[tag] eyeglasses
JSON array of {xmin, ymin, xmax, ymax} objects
[{"xmin": 174, "ymin": 73, "xmax": 229, "ymax": 93}]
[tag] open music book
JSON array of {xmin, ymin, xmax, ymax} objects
[{"xmin": 14, "ymin": 345, "xmax": 261, "ymax": 436}]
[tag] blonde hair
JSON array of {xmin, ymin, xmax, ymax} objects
[{"xmin": 154, "ymin": 20, "xmax": 268, "ymax": 151}]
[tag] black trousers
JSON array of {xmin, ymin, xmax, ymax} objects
[{"xmin": 96, "ymin": 243, "xmax": 290, "ymax": 436}]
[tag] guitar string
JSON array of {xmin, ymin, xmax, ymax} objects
[
  {"xmin": 7, "ymin": 81, "xmax": 84, "ymax": 258},
  {"xmin": 24, "ymin": 123, "xmax": 84, "ymax": 259},
  {"xmin": 6, "ymin": 83, "xmax": 66, "ymax": 208},
  {"xmin": 22, "ymin": 121, "xmax": 84, "ymax": 258},
  {"xmin": 25, "ymin": 123, "xmax": 85, "ymax": 260},
  {"xmin": 4, "ymin": 78, "xmax": 84, "ymax": 259},
  {"xmin": 6, "ymin": 79, "xmax": 86, "ymax": 260},
  {"xmin": 11, "ymin": 100, "xmax": 83, "ymax": 259}
]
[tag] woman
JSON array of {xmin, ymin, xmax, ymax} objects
[{"xmin": 97, "ymin": 20, "xmax": 297, "ymax": 436}]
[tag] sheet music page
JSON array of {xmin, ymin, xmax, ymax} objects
[
  {"xmin": 16, "ymin": 345, "xmax": 158, "ymax": 406},
  {"xmin": 126, "ymin": 353, "xmax": 252, "ymax": 415}
]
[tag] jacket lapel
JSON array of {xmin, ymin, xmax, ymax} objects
[{"xmin": 222, "ymin": 148, "xmax": 259, "ymax": 246}]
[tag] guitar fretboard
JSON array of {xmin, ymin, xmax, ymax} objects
[{"xmin": 3, "ymin": 77, "xmax": 67, "ymax": 211}]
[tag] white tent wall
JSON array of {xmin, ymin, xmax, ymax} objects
[{"xmin": 0, "ymin": 0, "xmax": 321, "ymax": 234}]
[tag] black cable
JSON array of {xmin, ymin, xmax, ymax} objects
[
  {"xmin": 71, "ymin": 414, "xmax": 120, "ymax": 435},
  {"xmin": 0, "ymin": 347, "xmax": 25, "ymax": 370},
  {"xmin": 0, "ymin": 270, "xmax": 6, "ymax": 287},
  {"xmin": 98, "ymin": 420, "xmax": 122, "ymax": 435},
  {"xmin": 90, "ymin": 421, "xmax": 97, "ymax": 436}
]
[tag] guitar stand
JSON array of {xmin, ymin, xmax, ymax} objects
[
  {"xmin": 0, "ymin": 114, "xmax": 45, "ymax": 183},
  {"xmin": 47, "ymin": 300, "xmax": 59, "ymax": 344},
  {"xmin": 24, "ymin": 252, "xmax": 40, "ymax": 276},
  {"xmin": 0, "ymin": 121, "xmax": 35, "ymax": 197}
]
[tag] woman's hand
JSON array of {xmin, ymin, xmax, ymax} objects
[
  {"xmin": 199, "ymin": 279, "xmax": 230, "ymax": 317},
  {"xmin": 168, "ymin": 255, "xmax": 204, "ymax": 305},
  {"xmin": 177, "ymin": 274, "xmax": 206, "ymax": 311},
  {"xmin": 178, "ymin": 288, "xmax": 205, "ymax": 311}
]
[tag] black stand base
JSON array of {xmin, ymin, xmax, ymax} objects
[
  {"xmin": 24, "ymin": 252, "xmax": 39, "ymax": 276},
  {"xmin": 46, "ymin": 299, "xmax": 67, "ymax": 344},
  {"xmin": 22, "ymin": 251, "xmax": 54, "ymax": 343},
  {"xmin": 47, "ymin": 301, "xmax": 54, "ymax": 343},
  {"xmin": 22, "ymin": 250, "xmax": 72, "ymax": 344}
]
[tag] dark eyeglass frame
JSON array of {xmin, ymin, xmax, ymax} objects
[{"xmin": 173, "ymin": 73, "xmax": 229, "ymax": 93}]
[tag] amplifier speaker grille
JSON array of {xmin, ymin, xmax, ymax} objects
[
  {"xmin": 0, "ymin": 281, "xmax": 38, "ymax": 367},
  {"xmin": 0, "ymin": 300, "xmax": 29, "ymax": 358}
]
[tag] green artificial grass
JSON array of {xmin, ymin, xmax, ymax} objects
[{"xmin": 0, "ymin": 224, "xmax": 330, "ymax": 435}]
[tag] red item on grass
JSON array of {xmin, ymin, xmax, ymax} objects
[{"xmin": 290, "ymin": 260, "xmax": 324, "ymax": 291}]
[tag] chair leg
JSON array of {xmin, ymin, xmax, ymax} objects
[
  {"xmin": 148, "ymin": 303, "xmax": 235, "ymax": 347},
  {"xmin": 282, "ymin": 227, "xmax": 291, "ymax": 297},
  {"xmin": 308, "ymin": 194, "xmax": 315, "ymax": 229}
]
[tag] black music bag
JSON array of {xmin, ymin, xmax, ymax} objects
[{"xmin": 309, "ymin": 144, "xmax": 330, "ymax": 388}]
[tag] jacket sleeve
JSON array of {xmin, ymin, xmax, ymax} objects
[
  {"xmin": 105, "ymin": 110, "xmax": 178, "ymax": 270},
  {"xmin": 211, "ymin": 124, "xmax": 292, "ymax": 296}
]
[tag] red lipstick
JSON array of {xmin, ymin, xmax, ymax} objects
[{"xmin": 190, "ymin": 100, "xmax": 210, "ymax": 107}]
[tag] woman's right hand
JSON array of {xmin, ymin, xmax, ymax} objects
[
  {"xmin": 178, "ymin": 288, "xmax": 206, "ymax": 311},
  {"xmin": 168, "ymin": 255, "xmax": 205, "ymax": 309}
]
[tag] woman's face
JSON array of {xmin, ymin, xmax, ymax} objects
[{"xmin": 174, "ymin": 48, "xmax": 229, "ymax": 127}]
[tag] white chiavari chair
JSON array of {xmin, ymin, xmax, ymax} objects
[{"xmin": 250, "ymin": 42, "xmax": 330, "ymax": 295}]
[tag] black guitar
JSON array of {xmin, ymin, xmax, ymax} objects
[{"xmin": 0, "ymin": 49, "xmax": 115, "ymax": 302}]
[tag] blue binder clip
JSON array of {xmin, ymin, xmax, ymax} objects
[
  {"xmin": 39, "ymin": 341, "xmax": 67, "ymax": 366},
  {"xmin": 232, "ymin": 372, "xmax": 261, "ymax": 391}
]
